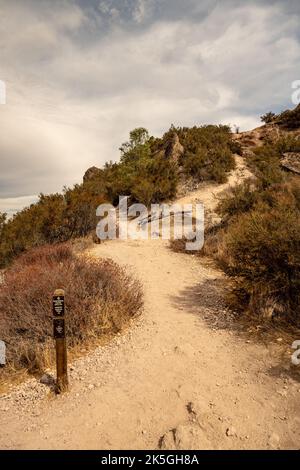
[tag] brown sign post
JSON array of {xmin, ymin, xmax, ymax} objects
[{"xmin": 53, "ymin": 289, "xmax": 68, "ymax": 393}]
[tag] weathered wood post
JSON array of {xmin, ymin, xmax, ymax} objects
[
  {"xmin": 0, "ymin": 340, "xmax": 5, "ymax": 367},
  {"xmin": 52, "ymin": 288, "xmax": 68, "ymax": 393}
]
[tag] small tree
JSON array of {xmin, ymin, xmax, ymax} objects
[
  {"xmin": 260, "ymin": 112, "xmax": 276, "ymax": 124},
  {"xmin": 119, "ymin": 127, "xmax": 150, "ymax": 156}
]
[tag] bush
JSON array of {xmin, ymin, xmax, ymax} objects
[
  {"xmin": 217, "ymin": 179, "xmax": 258, "ymax": 220},
  {"xmin": 0, "ymin": 244, "xmax": 143, "ymax": 377},
  {"xmin": 222, "ymin": 197, "xmax": 300, "ymax": 323},
  {"xmin": 0, "ymin": 188, "xmax": 106, "ymax": 267},
  {"xmin": 276, "ymin": 104, "xmax": 300, "ymax": 129},
  {"xmin": 212, "ymin": 174, "xmax": 300, "ymax": 324},
  {"xmin": 260, "ymin": 112, "xmax": 276, "ymax": 124},
  {"xmin": 177, "ymin": 125, "xmax": 236, "ymax": 183}
]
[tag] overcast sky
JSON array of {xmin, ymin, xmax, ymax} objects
[{"xmin": 0, "ymin": 0, "xmax": 299, "ymax": 215}]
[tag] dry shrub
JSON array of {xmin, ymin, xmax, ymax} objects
[
  {"xmin": 0, "ymin": 243, "xmax": 143, "ymax": 377},
  {"xmin": 212, "ymin": 177, "xmax": 300, "ymax": 326},
  {"xmin": 169, "ymin": 237, "xmax": 190, "ymax": 254},
  {"xmin": 217, "ymin": 179, "xmax": 258, "ymax": 220},
  {"xmin": 70, "ymin": 236, "xmax": 94, "ymax": 254},
  {"xmin": 220, "ymin": 198, "xmax": 300, "ymax": 325}
]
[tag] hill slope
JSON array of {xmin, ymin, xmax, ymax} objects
[{"xmin": 1, "ymin": 156, "xmax": 299, "ymax": 450}]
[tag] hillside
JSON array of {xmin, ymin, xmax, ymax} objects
[
  {"xmin": 0, "ymin": 124, "xmax": 237, "ymax": 267},
  {"xmin": 1, "ymin": 153, "xmax": 299, "ymax": 450},
  {"xmin": 1, "ymin": 107, "xmax": 300, "ymax": 450}
]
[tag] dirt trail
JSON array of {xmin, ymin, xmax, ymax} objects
[{"xmin": 0, "ymin": 157, "xmax": 299, "ymax": 450}]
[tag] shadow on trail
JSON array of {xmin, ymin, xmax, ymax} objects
[
  {"xmin": 171, "ymin": 278, "xmax": 300, "ymax": 383},
  {"xmin": 170, "ymin": 277, "xmax": 239, "ymax": 332}
]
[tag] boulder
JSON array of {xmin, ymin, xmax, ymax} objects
[
  {"xmin": 165, "ymin": 133, "xmax": 184, "ymax": 163},
  {"xmin": 154, "ymin": 132, "xmax": 184, "ymax": 164},
  {"xmin": 83, "ymin": 166, "xmax": 102, "ymax": 183},
  {"xmin": 281, "ymin": 153, "xmax": 300, "ymax": 175}
]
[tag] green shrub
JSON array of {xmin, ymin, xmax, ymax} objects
[
  {"xmin": 0, "ymin": 188, "xmax": 106, "ymax": 267},
  {"xmin": 260, "ymin": 112, "xmax": 276, "ymax": 124},
  {"xmin": 177, "ymin": 125, "xmax": 236, "ymax": 183},
  {"xmin": 223, "ymin": 196, "xmax": 300, "ymax": 323},
  {"xmin": 213, "ymin": 174, "xmax": 300, "ymax": 325},
  {"xmin": 217, "ymin": 179, "xmax": 258, "ymax": 219}
]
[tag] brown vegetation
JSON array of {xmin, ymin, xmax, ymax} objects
[
  {"xmin": 212, "ymin": 134, "xmax": 300, "ymax": 326},
  {"xmin": 0, "ymin": 125, "xmax": 238, "ymax": 267},
  {"xmin": 0, "ymin": 243, "xmax": 143, "ymax": 382}
]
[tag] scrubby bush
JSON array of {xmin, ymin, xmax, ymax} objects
[
  {"xmin": 214, "ymin": 171, "xmax": 300, "ymax": 325},
  {"xmin": 0, "ymin": 244, "xmax": 143, "ymax": 377},
  {"xmin": 176, "ymin": 125, "xmax": 236, "ymax": 183},
  {"xmin": 276, "ymin": 104, "xmax": 300, "ymax": 129},
  {"xmin": 217, "ymin": 179, "xmax": 258, "ymax": 219},
  {"xmin": 249, "ymin": 143, "xmax": 284, "ymax": 188},
  {"xmin": 222, "ymin": 190, "xmax": 300, "ymax": 324},
  {"xmin": 0, "ymin": 188, "xmax": 106, "ymax": 267},
  {"xmin": 260, "ymin": 112, "xmax": 276, "ymax": 124}
]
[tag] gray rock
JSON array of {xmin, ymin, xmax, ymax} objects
[
  {"xmin": 83, "ymin": 166, "xmax": 102, "ymax": 183},
  {"xmin": 40, "ymin": 374, "xmax": 55, "ymax": 386},
  {"xmin": 281, "ymin": 153, "xmax": 300, "ymax": 175}
]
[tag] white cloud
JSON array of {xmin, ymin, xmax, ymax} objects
[
  {"xmin": 0, "ymin": 195, "xmax": 39, "ymax": 218},
  {"xmin": 132, "ymin": 0, "xmax": 153, "ymax": 24},
  {"xmin": 0, "ymin": 0, "xmax": 299, "ymax": 213}
]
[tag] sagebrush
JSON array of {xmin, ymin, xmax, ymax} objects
[{"xmin": 0, "ymin": 243, "xmax": 143, "ymax": 377}]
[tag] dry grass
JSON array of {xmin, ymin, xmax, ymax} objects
[{"xmin": 0, "ymin": 243, "xmax": 143, "ymax": 384}]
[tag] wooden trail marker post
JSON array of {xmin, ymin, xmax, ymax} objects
[{"xmin": 53, "ymin": 289, "xmax": 68, "ymax": 393}]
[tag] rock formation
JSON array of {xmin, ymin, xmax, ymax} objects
[
  {"xmin": 83, "ymin": 166, "xmax": 102, "ymax": 183},
  {"xmin": 281, "ymin": 153, "xmax": 300, "ymax": 175}
]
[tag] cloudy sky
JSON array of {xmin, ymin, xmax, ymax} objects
[{"xmin": 0, "ymin": 0, "xmax": 299, "ymax": 215}]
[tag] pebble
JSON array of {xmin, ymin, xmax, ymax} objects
[
  {"xmin": 277, "ymin": 389, "xmax": 288, "ymax": 397},
  {"xmin": 226, "ymin": 426, "xmax": 237, "ymax": 437},
  {"xmin": 40, "ymin": 374, "xmax": 54, "ymax": 386}
]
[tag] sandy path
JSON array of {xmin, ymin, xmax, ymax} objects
[{"xmin": 0, "ymin": 158, "xmax": 299, "ymax": 450}]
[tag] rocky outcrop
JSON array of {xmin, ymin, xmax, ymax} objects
[
  {"xmin": 164, "ymin": 133, "xmax": 184, "ymax": 163},
  {"xmin": 83, "ymin": 166, "xmax": 102, "ymax": 183},
  {"xmin": 281, "ymin": 153, "xmax": 300, "ymax": 175},
  {"xmin": 154, "ymin": 132, "xmax": 184, "ymax": 163}
]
